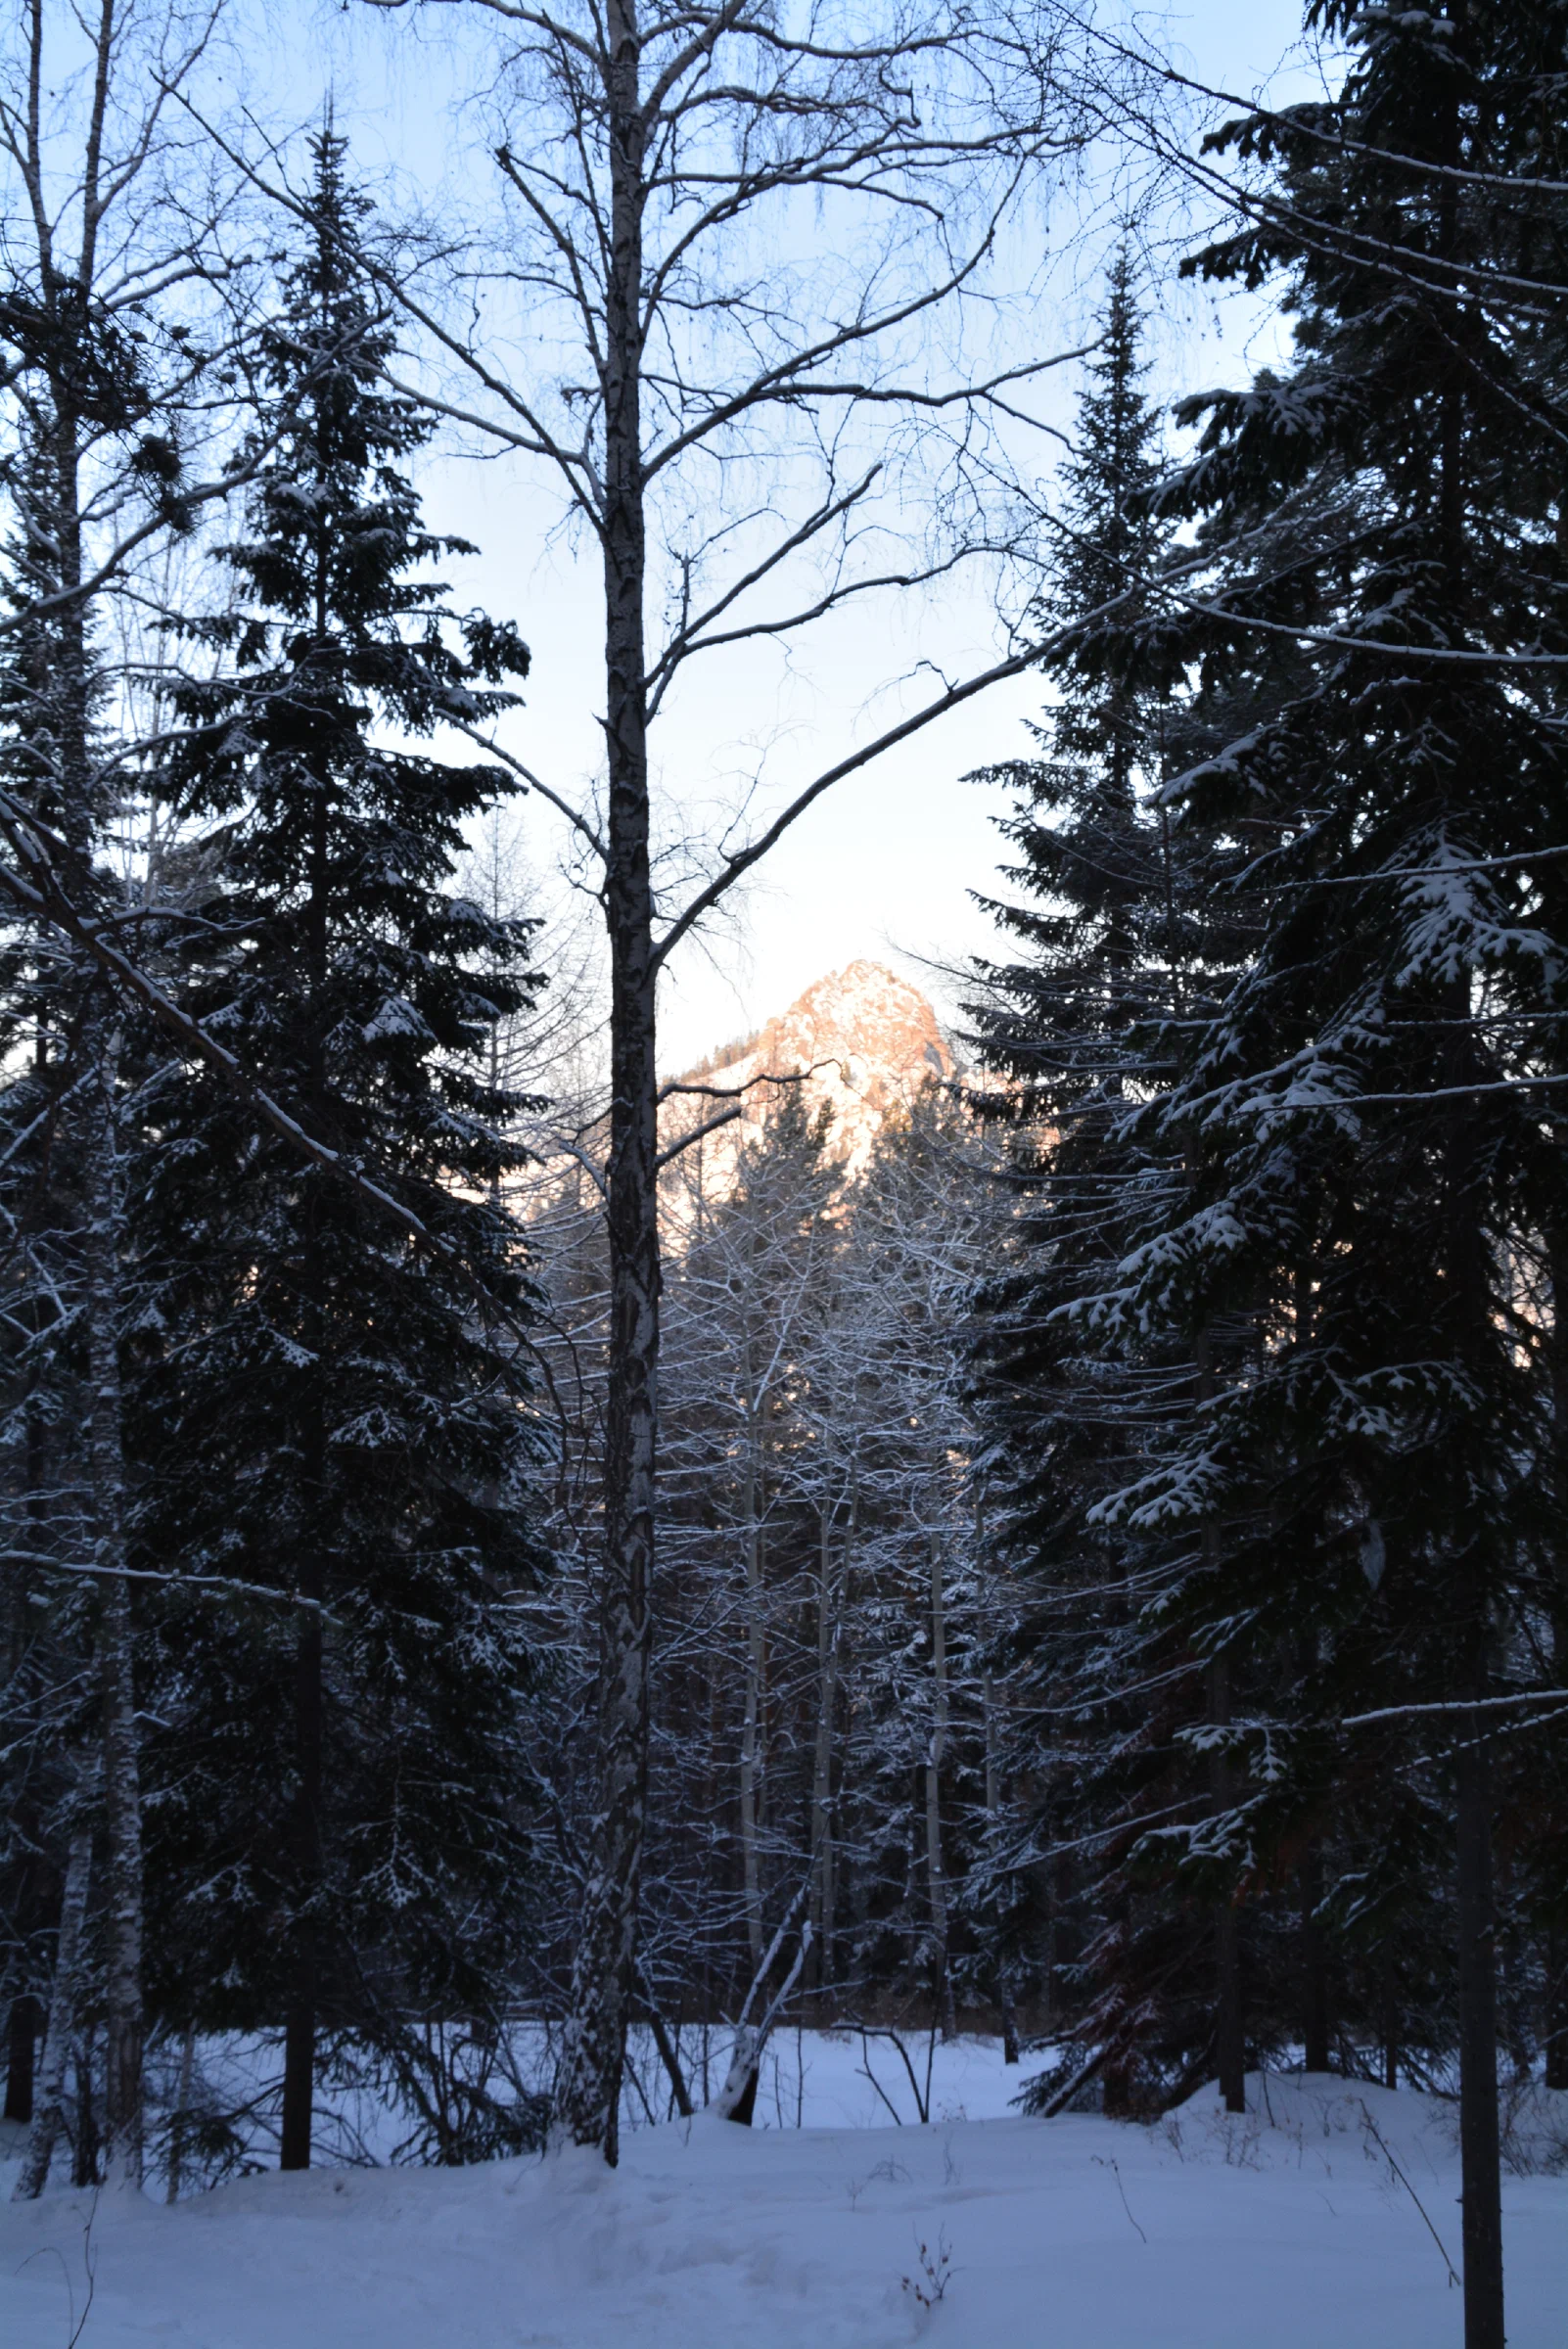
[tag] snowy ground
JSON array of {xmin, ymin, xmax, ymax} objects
[{"xmin": 3, "ymin": 2063, "xmax": 1565, "ymax": 2347}]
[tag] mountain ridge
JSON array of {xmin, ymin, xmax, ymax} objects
[{"xmin": 665, "ymin": 958, "xmax": 953, "ymax": 1193}]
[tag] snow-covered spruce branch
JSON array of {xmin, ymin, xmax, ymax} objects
[
  {"xmin": 0, "ymin": 804, "xmax": 546, "ymax": 1371},
  {"xmin": 1340, "ymin": 1691, "xmax": 1568, "ymax": 1729},
  {"xmin": 7, "ymin": 1552, "xmax": 337, "ymax": 1619}
]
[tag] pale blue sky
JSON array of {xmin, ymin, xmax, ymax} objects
[{"xmin": 243, "ymin": 0, "xmax": 1321, "ymax": 1066}]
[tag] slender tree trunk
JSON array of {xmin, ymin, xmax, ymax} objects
[
  {"xmin": 925, "ymin": 1534, "xmax": 955, "ymax": 2040},
  {"xmin": 1456, "ymin": 1729, "xmax": 1504, "ymax": 2349},
  {"xmin": 7, "ymin": 1278, "xmax": 51, "ymax": 2132},
  {"xmin": 1300, "ymin": 1846, "xmax": 1330, "ymax": 2075},
  {"xmin": 279, "ymin": 1568, "xmax": 323, "ymax": 2171},
  {"xmin": 808, "ymin": 1505, "xmax": 840, "ymax": 1999},
  {"xmin": 1208, "ymin": 1652, "xmax": 1244, "ymax": 2113},
  {"xmin": 72, "ymin": 2034, "xmax": 100, "ymax": 2188},
  {"xmin": 84, "ymin": 1025, "xmax": 143, "ymax": 2189},
  {"xmin": 552, "ymin": 0, "xmax": 656, "ymax": 2160},
  {"xmin": 1193, "ymin": 1318, "xmax": 1245, "ymax": 2114},
  {"xmin": 278, "ymin": 1448, "xmax": 324, "ymax": 2170},
  {"xmin": 983, "ymin": 1661, "xmax": 1020, "ymax": 2061},
  {"xmin": 1438, "ymin": 952, "xmax": 1504, "ymax": 2349},
  {"xmin": 281, "ymin": 660, "xmax": 335, "ymax": 2171},
  {"xmin": 1381, "ymin": 1950, "xmax": 1399, "ymax": 2093},
  {"xmin": 738, "ymin": 1417, "xmax": 765, "ymax": 1973},
  {"xmin": 1292, "ymin": 1277, "xmax": 1330, "ymax": 2081},
  {"xmin": 166, "ymin": 2023, "xmax": 197, "ymax": 2202},
  {"xmin": 4, "ymin": 1996, "xmax": 37, "ymax": 2124},
  {"xmin": 1546, "ymin": 1227, "xmax": 1568, "ymax": 2092},
  {"xmin": 12, "ymin": 1825, "xmax": 91, "ymax": 2200},
  {"xmin": 1546, "ymin": 1921, "xmax": 1568, "ymax": 2095}
]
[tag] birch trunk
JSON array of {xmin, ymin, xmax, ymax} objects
[
  {"xmin": 808, "ymin": 1505, "xmax": 841, "ymax": 1996},
  {"xmin": 983, "ymin": 1674, "xmax": 1019, "ymax": 2061},
  {"xmin": 738, "ymin": 1412, "xmax": 765, "ymax": 1974},
  {"xmin": 550, "ymin": 0, "xmax": 656, "ymax": 2158},
  {"xmin": 12, "ymin": 1824, "xmax": 92, "ymax": 2200},
  {"xmin": 84, "ymin": 1025, "xmax": 144, "ymax": 2188}
]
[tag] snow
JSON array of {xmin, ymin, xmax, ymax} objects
[{"xmin": 3, "ymin": 2063, "xmax": 1564, "ymax": 2348}]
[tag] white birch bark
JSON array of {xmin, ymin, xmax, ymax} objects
[
  {"xmin": 738, "ymin": 1399, "xmax": 765, "ymax": 1974},
  {"xmin": 369, "ymin": 0, "xmax": 1113, "ymax": 2163},
  {"xmin": 12, "ymin": 1823, "xmax": 91, "ymax": 2200}
]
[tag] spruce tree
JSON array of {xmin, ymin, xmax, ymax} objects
[
  {"xmin": 965, "ymin": 253, "xmax": 1268, "ymax": 2115},
  {"xmin": 1069, "ymin": 9, "xmax": 1568, "ymax": 2337},
  {"xmin": 123, "ymin": 129, "xmax": 547, "ymax": 2170}
]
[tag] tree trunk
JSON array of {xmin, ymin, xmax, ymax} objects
[
  {"xmin": 279, "ymin": 1419, "xmax": 324, "ymax": 2168},
  {"xmin": 738, "ymin": 1421, "xmax": 765, "ymax": 1974},
  {"xmin": 1301, "ymin": 1846, "xmax": 1329, "ymax": 2074},
  {"xmin": 280, "ymin": 1375, "xmax": 325, "ymax": 2172},
  {"xmin": 12, "ymin": 1825, "xmax": 91, "ymax": 2200},
  {"xmin": 1437, "ymin": 967, "xmax": 1503, "ymax": 2349},
  {"xmin": 1196, "ymin": 1331, "xmax": 1244, "ymax": 2114},
  {"xmin": 278, "ymin": 1593, "xmax": 323, "ymax": 2172},
  {"xmin": 551, "ymin": 0, "xmax": 655, "ymax": 2161},
  {"xmin": 809, "ymin": 1503, "xmax": 841, "ymax": 1998},
  {"xmin": 983, "ymin": 1666, "xmax": 1020, "ymax": 2061},
  {"xmin": 166, "ymin": 2023, "xmax": 197, "ymax": 2202},
  {"xmin": 1456, "ymin": 1729, "xmax": 1504, "ymax": 2349},
  {"xmin": 72, "ymin": 2034, "xmax": 100, "ymax": 2188},
  {"xmin": 1546, "ymin": 1227, "xmax": 1568, "ymax": 2093},
  {"xmin": 925, "ymin": 1535, "xmax": 955, "ymax": 2040},
  {"xmin": 1381, "ymin": 1949, "xmax": 1399, "ymax": 2093},
  {"xmin": 281, "ymin": 649, "xmax": 336, "ymax": 2172},
  {"xmin": 1208, "ymin": 1654, "xmax": 1244, "ymax": 2113},
  {"xmin": 1546, "ymin": 1921, "xmax": 1568, "ymax": 2094},
  {"xmin": 84, "ymin": 1027, "xmax": 144, "ymax": 2189},
  {"xmin": 4, "ymin": 1996, "xmax": 38, "ymax": 2124}
]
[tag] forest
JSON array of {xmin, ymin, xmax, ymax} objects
[{"xmin": 0, "ymin": 5, "xmax": 1565, "ymax": 2348}]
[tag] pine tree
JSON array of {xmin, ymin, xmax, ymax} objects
[{"xmin": 122, "ymin": 129, "xmax": 548, "ymax": 2170}]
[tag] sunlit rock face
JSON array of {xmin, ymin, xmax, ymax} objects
[{"xmin": 665, "ymin": 960, "xmax": 953, "ymax": 1205}]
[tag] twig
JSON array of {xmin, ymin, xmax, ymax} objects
[
  {"xmin": 1092, "ymin": 2155, "xmax": 1147, "ymax": 2244},
  {"xmin": 1358, "ymin": 2103, "xmax": 1460, "ymax": 2289}
]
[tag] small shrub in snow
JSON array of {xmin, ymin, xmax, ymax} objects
[{"xmin": 901, "ymin": 2230, "xmax": 952, "ymax": 2309}]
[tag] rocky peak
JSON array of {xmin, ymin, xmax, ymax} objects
[{"xmin": 666, "ymin": 960, "xmax": 953, "ymax": 1194}]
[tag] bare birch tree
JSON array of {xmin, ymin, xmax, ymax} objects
[
  {"xmin": 0, "ymin": 0, "xmax": 243, "ymax": 2184},
  {"xmin": 363, "ymin": 0, "xmax": 1129, "ymax": 2158},
  {"xmin": 10, "ymin": 1819, "xmax": 90, "ymax": 2199}
]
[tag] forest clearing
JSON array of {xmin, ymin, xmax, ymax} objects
[{"xmin": 5, "ymin": 2067, "xmax": 1567, "ymax": 2346}]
